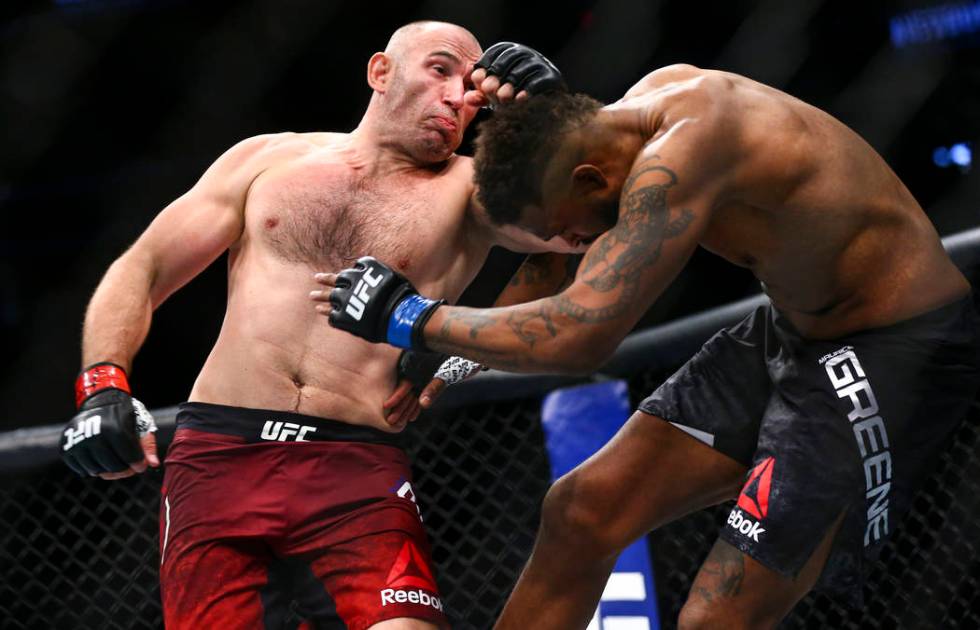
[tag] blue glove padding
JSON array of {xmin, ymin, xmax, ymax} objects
[{"xmin": 328, "ymin": 257, "xmax": 444, "ymax": 350}]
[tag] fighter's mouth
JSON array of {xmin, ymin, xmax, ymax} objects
[{"xmin": 429, "ymin": 116, "xmax": 458, "ymax": 132}]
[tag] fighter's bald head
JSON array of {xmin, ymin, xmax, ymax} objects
[
  {"xmin": 363, "ymin": 21, "xmax": 483, "ymax": 163},
  {"xmin": 383, "ymin": 21, "xmax": 481, "ymax": 61}
]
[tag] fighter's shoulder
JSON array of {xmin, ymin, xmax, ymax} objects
[
  {"xmin": 622, "ymin": 68, "xmax": 742, "ymax": 140},
  {"xmin": 450, "ymin": 155, "xmax": 497, "ymax": 241},
  {"xmin": 620, "ymin": 64, "xmax": 709, "ymax": 100},
  {"xmin": 218, "ymin": 131, "xmax": 348, "ymax": 171},
  {"xmin": 221, "ymin": 131, "xmax": 331, "ymax": 165},
  {"xmin": 450, "ymin": 153, "xmax": 475, "ymax": 178}
]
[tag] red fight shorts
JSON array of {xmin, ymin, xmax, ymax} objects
[{"xmin": 159, "ymin": 402, "xmax": 448, "ymax": 630}]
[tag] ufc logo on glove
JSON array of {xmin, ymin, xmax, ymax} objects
[
  {"xmin": 344, "ymin": 267, "xmax": 385, "ymax": 321},
  {"xmin": 63, "ymin": 416, "xmax": 102, "ymax": 450},
  {"xmin": 327, "ymin": 257, "xmax": 444, "ymax": 348}
]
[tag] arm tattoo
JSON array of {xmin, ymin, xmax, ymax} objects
[
  {"xmin": 508, "ymin": 257, "xmax": 552, "ymax": 287},
  {"xmin": 427, "ymin": 157, "xmax": 696, "ymax": 369},
  {"xmin": 439, "ymin": 310, "xmax": 496, "ymax": 340},
  {"xmin": 434, "ymin": 309, "xmax": 550, "ymax": 371},
  {"xmin": 558, "ymin": 160, "xmax": 694, "ymax": 322},
  {"xmin": 507, "ymin": 304, "xmax": 558, "ymax": 347},
  {"xmin": 508, "ymin": 253, "xmax": 582, "ymax": 292}
]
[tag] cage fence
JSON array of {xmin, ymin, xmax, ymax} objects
[{"xmin": 3, "ymin": 228, "xmax": 979, "ymax": 629}]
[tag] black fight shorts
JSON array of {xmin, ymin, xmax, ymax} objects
[{"xmin": 639, "ymin": 294, "xmax": 980, "ymax": 603}]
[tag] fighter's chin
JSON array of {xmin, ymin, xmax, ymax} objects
[{"xmin": 414, "ymin": 133, "xmax": 458, "ymax": 163}]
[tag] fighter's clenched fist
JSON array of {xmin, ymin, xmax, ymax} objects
[
  {"xmin": 61, "ymin": 363, "xmax": 159, "ymax": 479},
  {"xmin": 314, "ymin": 257, "xmax": 443, "ymax": 350},
  {"xmin": 467, "ymin": 41, "xmax": 566, "ymax": 107}
]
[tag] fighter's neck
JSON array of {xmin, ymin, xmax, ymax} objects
[
  {"xmin": 347, "ymin": 122, "xmax": 453, "ymax": 176},
  {"xmin": 576, "ymin": 112, "xmax": 648, "ymax": 171}
]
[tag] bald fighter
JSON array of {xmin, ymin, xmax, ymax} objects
[
  {"xmin": 60, "ymin": 21, "xmax": 571, "ymax": 629},
  {"xmin": 319, "ymin": 64, "xmax": 980, "ymax": 627}
]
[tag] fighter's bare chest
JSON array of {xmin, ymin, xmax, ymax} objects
[{"xmin": 245, "ymin": 161, "xmax": 467, "ymax": 272}]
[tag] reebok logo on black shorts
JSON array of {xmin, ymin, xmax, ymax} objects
[{"xmin": 727, "ymin": 457, "xmax": 774, "ymax": 542}]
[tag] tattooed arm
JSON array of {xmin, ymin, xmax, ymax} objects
[
  {"xmin": 494, "ymin": 253, "xmax": 582, "ymax": 307},
  {"xmin": 422, "ymin": 127, "xmax": 730, "ymax": 373}
]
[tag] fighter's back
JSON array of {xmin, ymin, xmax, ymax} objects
[
  {"xmin": 619, "ymin": 65, "xmax": 969, "ymax": 338},
  {"xmin": 190, "ymin": 131, "xmax": 491, "ymax": 429}
]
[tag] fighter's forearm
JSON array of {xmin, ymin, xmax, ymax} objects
[
  {"xmin": 423, "ymin": 254, "xmax": 580, "ymax": 373},
  {"xmin": 492, "ymin": 253, "xmax": 582, "ymax": 308},
  {"xmin": 423, "ymin": 292, "xmax": 613, "ymax": 374},
  {"xmin": 81, "ymin": 252, "xmax": 156, "ymax": 370}
]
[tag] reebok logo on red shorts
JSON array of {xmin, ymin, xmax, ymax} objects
[
  {"xmin": 727, "ymin": 457, "xmax": 774, "ymax": 542},
  {"xmin": 379, "ymin": 541, "xmax": 443, "ymax": 611}
]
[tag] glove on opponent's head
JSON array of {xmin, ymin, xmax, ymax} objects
[{"xmin": 474, "ymin": 42, "xmax": 566, "ymax": 96}]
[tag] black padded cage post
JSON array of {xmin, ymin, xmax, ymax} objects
[{"xmin": 2, "ymin": 227, "xmax": 979, "ymax": 629}]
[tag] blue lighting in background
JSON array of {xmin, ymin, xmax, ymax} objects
[
  {"xmin": 891, "ymin": 1, "xmax": 980, "ymax": 47},
  {"xmin": 934, "ymin": 143, "xmax": 972, "ymax": 170},
  {"xmin": 950, "ymin": 143, "xmax": 972, "ymax": 167}
]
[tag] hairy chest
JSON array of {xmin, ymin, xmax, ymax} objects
[{"xmin": 245, "ymin": 160, "xmax": 471, "ymax": 276}]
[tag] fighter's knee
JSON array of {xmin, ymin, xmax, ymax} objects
[
  {"xmin": 679, "ymin": 598, "xmax": 744, "ymax": 630},
  {"xmin": 540, "ymin": 472, "xmax": 622, "ymax": 556},
  {"xmin": 678, "ymin": 594, "xmax": 778, "ymax": 630}
]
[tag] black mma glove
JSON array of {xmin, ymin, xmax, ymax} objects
[
  {"xmin": 398, "ymin": 351, "xmax": 449, "ymax": 394},
  {"xmin": 474, "ymin": 42, "xmax": 566, "ymax": 95},
  {"xmin": 61, "ymin": 363, "xmax": 157, "ymax": 476},
  {"xmin": 328, "ymin": 257, "xmax": 444, "ymax": 350}
]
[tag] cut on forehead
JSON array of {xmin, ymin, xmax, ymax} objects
[{"xmin": 384, "ymin": 21, "xmax": 480, "ymax": 59}]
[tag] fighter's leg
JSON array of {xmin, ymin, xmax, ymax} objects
[
  {"xmin": 679, "ymin": 511, "xmax": 846, "ymax": 629},
  {"xmin": 250, "ymin": 553, "xmax": 442, "ymax": 630},
  {"xmin": 296, "ymin": 524, "xmax": 449, "ymax": 630},
  {"xmin": 159, "ymin": 428, "xmax": 289, "ymax": 629},
  {"xmin": 161, "ymin": 538, "xmax": 277, "ymax": 629},
  {"xmin": 494, "ymin": 411, "xmax": 748, "ymax": 630}
]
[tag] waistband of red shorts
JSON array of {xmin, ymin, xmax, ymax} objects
[{"xmin": 175, "ymin": 401, "xmax": 405, "ymax": 447}]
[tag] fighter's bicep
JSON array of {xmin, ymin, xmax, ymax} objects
[
  {"xmin": 134, "ymin": 136, "xmax": 276, "ymax": 305},
  {"xmin": 140, "ymin": 192, "xmax": 244, "ymax": 306},
  {"xmin": 577, "ymin": 157, "xmax": 707, "ymax": 281},
  {"xmin": 561, "ymin": 148, "xmax": 718, "ymax": 330}
]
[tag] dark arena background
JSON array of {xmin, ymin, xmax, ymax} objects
[{"xmin": 2, "ymin": 0, "xmax": 980, "ymax": 628}]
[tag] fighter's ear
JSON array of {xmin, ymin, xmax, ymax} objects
[
  {"xmin": 367, "ymin": 52, "xmax": 392, "ymax": 92},
  {"xmin": 570, "ymin": 164, "xmax": 608, "ymax": 195}
]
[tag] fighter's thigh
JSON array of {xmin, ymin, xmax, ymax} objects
[
  {"xmin": 303, "ymin": 522, "xmax": 449, "ymax": 630},
  {"xmin": 161, "ymin": 539, "xmax": 272, "ymax": 629},
  {"xmin": 553, "ymin": 410, "xmax": 748, "ymax": 545},
  {"xmin": 682, "ymin": 511, "xmax": 846, "ymax": 629}
]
